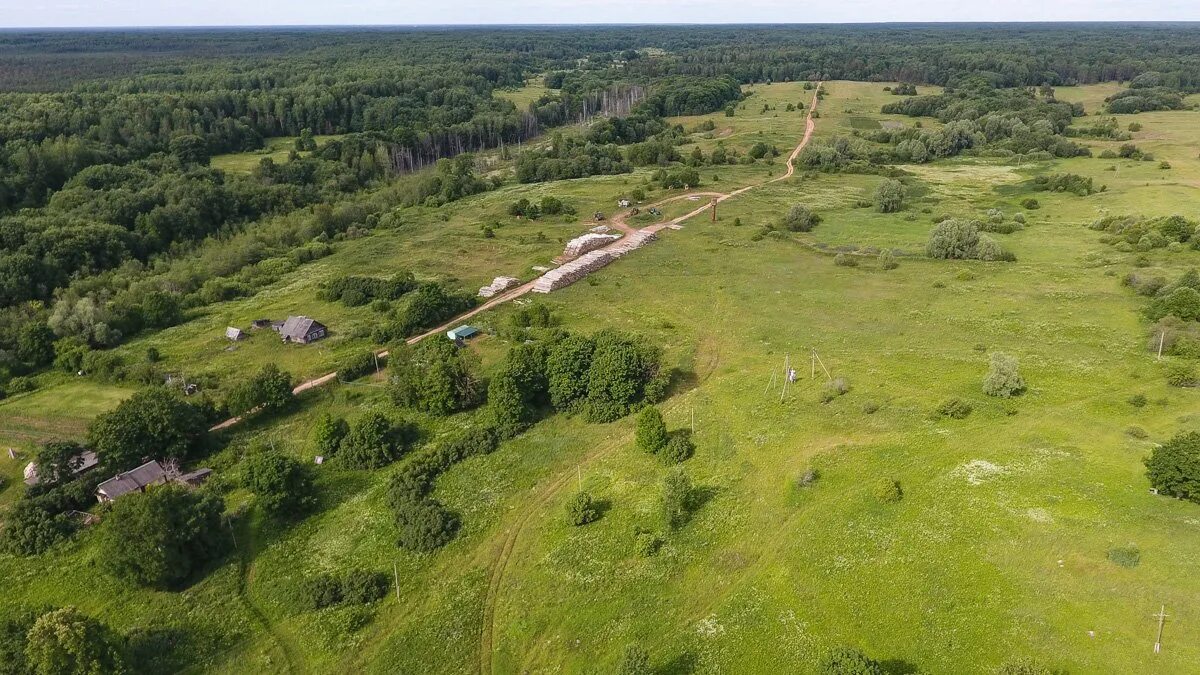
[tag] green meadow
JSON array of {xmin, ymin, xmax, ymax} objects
[{"xmin": 3, "ymin": 80, "xmax": 1200, "ymax": 674}]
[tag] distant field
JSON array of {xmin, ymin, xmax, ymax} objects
[
  {"xmin": 495, "ymin": 79, "xmax": 552, "ymax": 108},
  {"xmin": 210, "ymin": 134, "xmax": 344, "ymax": 173}
]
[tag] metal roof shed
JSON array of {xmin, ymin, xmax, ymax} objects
[{"xmin": 446, "ymin": 325, "xmax": 479, "ymax": 341}]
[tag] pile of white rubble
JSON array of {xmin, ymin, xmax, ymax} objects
[
  {"xmin": 532, "ymin": 230, "xmax": 657, "ymax": 293},
  {"xmin": 562, "ymin": 232, "xmax": 620, "ymax": 258},
  {"xmin": 478, "ymin": 276, "xmax": 522, "ymax": 298}
]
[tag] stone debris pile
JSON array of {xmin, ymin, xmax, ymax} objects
[
  {"xmin": 533, "ymin": 230, "xmax": 657, "ymax": 293},
  {"xmin": 478, "ymin": 276, "xmax": 522, "ymax": 298},
  {"xmin": 563, "ymin": 233, "xmax": 620, "ymax": 258}
]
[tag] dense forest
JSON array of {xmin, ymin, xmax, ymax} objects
[{"xmin": 2, "ymin": 24, "xmax": 1200, "ymax": 392}]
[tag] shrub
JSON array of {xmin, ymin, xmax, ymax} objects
[
  {"xmin": 873, "ymin": 478, "xmax": 903, "ymax": 504},
  {"xmin": 983, "ymin": 352, "xmax": 1026, "ymax": 398},
  {"xmin": 995, "ymin": 659, "xmax": 1052, "ymax": 675},
  {"xmin": 878, "ymin": 249, "xmax": 898, "ymax": 270},
  {"xmin": 935, "ymin": 398, "xmax": 973, "ymax": 419},
  {"xmin": 635, "ymin": 406, "xmax": 669, "ymax": 454},
  {"xmin": 1165, "ymin": 361, "xmax": 1198, "ymax": 387},
  {"xmin": 833, "ymin": 253, "xmax": 858, "ymax": 267},
  {"xmin": 25, "ymin": 607, "xmax": 127, "ymax": 675},
  {"xmin": 1126, "ymin": 425, "xmax": 1148, "ymax": 439},
  {"xmin": 1107, "ymin": 545, "xmax": 1140, "ymax": 568},
  {"xmin": 1127, "ymin": 393, "xmax": 1148, "ymax": 408},
  {"xmin": 243, "ymin": 450, "xmax": 316, "ymax": 518},
  {"xmin": 338, "ymin": 350, "xmax": 379, "ymax": 381},
  {"xmin": 661, "ymin": 468, "xmax": 693, "ymax": 530},
  {"xmin": 394, "ymin": 497, "xmax": 459, "ymax": 551},
  {"xmin": 634, "ymin": 530, "xmax": 663, "ymax": 557},
  {"xmin": 1020, "ymin": 198, "xmax": 1040, "ymax": 210},
  {"xmin": 820, "ymin": 377, "xmax": 851, "ymax": 402},
  {"xmin": 1145, "ymin": 430, "xmax": 1200, "ymax": 502},
  {"xmin": 926, "ymin": 219, "xmax": 980, "ymax": 259},
  {"xmin": 226, "ymin": 364, "xmax": 294, "ymax": 417},
  {"xmin": 1012, "ymin": 213, "xmax": 1026, "ymax": 224},
  {"xmin": 302, "ymin": 569, "xmax": 389, "ymax": 609},
  {"xmin": 874, "ymin": 179, "xmax": 906, "ymax": 213},
  {"xmin": 661, "ymin": 432, "xmax": 695, "ymax": 464},
  {"xmin": 312, "ymin": 413, "xmax": 349, "ymax": 456},
  {"xmin": 976, "ymin": 235, "xmax": 1013, "ymax": 261},
  {"xmin": 782, "ymin": 204, "xmax": 822, "ymax": 232},
  {"xmin": 796, "ymin": 467, "xmax": 820, "ymax": 488},
  {"xmin": 819, "ymin": 646, "xmax": 883, "ymax": 675},
  {"xmin": 617, "ymin": 644, "xmax": 652, "ymax": 675},
  {"xmin": 565, "ymin": 492, "xmax": 600, "ymax": 526},
  {"xmin": 340, "ymin": 411, "xmax": 407, "ymax": 469}
]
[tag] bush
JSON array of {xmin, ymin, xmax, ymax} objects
[
  {"xmin": 226, "ymin": 364, "xmax": 294, "ymax": 418},
  {"xmin": 565, "ymin": 492, "xmax": 600, "ymax": 526},
  {"xmin": 995, "ymin": 659, "xmax": 1052, "ymax": 675},
  {"xmin": 782, "ymin": 204, "xmax": 822, "ymax": 232},
  {"xmin": 1107, "ymin": 545, "xmax": 1140, "ymax": 568},
  {"xmin": 878, "ymin": 249, "xmax": 898, "ymax": 270},
  {"xmin": 874, "ymin": 179, "xmax": 906, "ymax": 213},
  {"xmin": 1165, "ymin": 361, "xmax": 1198, "ymax": 387},
  {"xmin": 394, "ymin": 497, "xmax": 459, "ymax": 551},
  {"xmin": 1127, "ymin": 393, "xmax": 1148, "ymax": 408},
  {"xmin": 982, "ymin": 352, "xmax": 1026, "ymax": 398},
  {"xmin": 1145, "ymin": 430, "xmax": 1200, "ymax": 502},
  {"xmin": 635, "ymin": 406, "xmax": 669, "ymax": 454},
  {"xmin": 661, "ymin": 431, "xmax": 695, "ymax": 464},
  {"xmin": 312, "ymin": 413, "xmax": 348, "ymax": 457},
  {"xmin": 819, "ymin": 646, "xmax": 883, "ymax": 674},
  {"xmin": 1021, "ymin": 198, "xmax": 1040, "ymax": 210},
  {"xmin": 243, "ymin": 449, "xmax": 316, "ymax": 518},
  {"xmin": 302, "ymin": 569, "xmax": 389, "ymax": 609},
  {"xmin": 796, "ymin": 467, "xmax": 820, "ymax": 488},
  {"xmin": 339, "ymin": 411, "xmax": 407, "ymax": 469},
  {"xmin": 617, "ymin": 644, "xmax": 652, "ymax": 675},
  {"xmin": 926, "ymin": 219, "xmax": 980, "ymax": 259},
  {"xmin": 661, "ymin": 468, "xmax": 693, "ymax": 530},
  {"xmin": 872, "ymin": 478, "xmax": 903, "ymax": 504},
  {"xmin": 935, "ymin": 398, "xmax": 973, "ymax": 419},
  {"xmin": 833, "ymin": 253, "xmax": 858, "ymax": 267},
  {"xmin": 820, "ymin": 377, "xmax": 851, "ymax": 403}
]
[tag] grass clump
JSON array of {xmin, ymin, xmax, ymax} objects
[
  {"xmin": 1107, "ymin": 545, "xmax": 1141, "ymax": 568},
  {"xmin": 820, "ymin": 377, "xmax": 851, "ymax": 402}
]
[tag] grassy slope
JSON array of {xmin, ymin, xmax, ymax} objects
[{"xmin": 2, "ymin": 81, "xmax": 1199, "ymax": 674}]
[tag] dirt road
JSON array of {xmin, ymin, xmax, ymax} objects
[
  {"xmin": 476, "ymin": 84, "xmax": 821, "ymax": 674},
  {"xmin": 209, "ymin": 84, "xmax": 821, "ymax": 438}
]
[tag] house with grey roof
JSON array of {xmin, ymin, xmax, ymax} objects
[
  {"xmin": 276, "ymin": 316, "xmax": 327, "ymax": 344},
  {"xmin": 96, "ymin": 460, "xmax": 171, "ymax": 503}
]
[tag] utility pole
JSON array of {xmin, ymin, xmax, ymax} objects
[
  {"xmin": 1157, "ymin": 332, "xmax": 1165, "ymax": 360},
  {"xmin": 711, "ymin": 197, "xmax": 718, "ymax": 222},
  {"xmin": 394, "ymin": 562, "xmax": 401, "ymax": 602},
  {"xmin": 1154, "ymin": 605, "xmax": 1168, "ymax": 654}
]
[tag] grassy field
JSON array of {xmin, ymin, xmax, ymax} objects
[{"xmin": 3, "ymin": 81, "xmax": 1200, "ymax": 674}]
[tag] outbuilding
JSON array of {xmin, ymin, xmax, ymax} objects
[
  {"xmin": 225, "ymin": 326, "xmax": 245, "ymax": 341},
  {"xmin": 446, "ymin": 325, "xmax": 479, "ymax": 343},
  {"xmin": 96, "ymin": 460, "xmax": 170, "ymax": 503}
]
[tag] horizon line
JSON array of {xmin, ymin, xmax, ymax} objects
[{"xmin": 2, "ymin": 20, "xmax": 1200, "ymax": 31}]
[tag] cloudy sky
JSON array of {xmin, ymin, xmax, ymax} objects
[{"xmin": 3, "ymin": 0, "xmax": 1197, "ymax": 28}]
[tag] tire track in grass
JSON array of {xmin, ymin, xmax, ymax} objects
[{"xmin": 479, "ymin": 86, "xmax": 821, "ymax": 674}]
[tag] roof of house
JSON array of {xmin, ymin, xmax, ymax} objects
[
  {"xmin": 280, "ymin": 316, "xmax": 324, "ymax": 340},
  {"xmin": 97, "ymin": 460, "xmax": 168, "ymax": 499},
  {"xmin": 447, "ymin": 325, "xmax": 479, "ymax": 340},
  {"xmin": 23, "ymin": 450, "xmax": 99, "ymax": 486}
]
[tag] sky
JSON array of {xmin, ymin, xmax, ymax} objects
[{"xmin": 2, "ymin": 0, "xmax": 1197, "ymax": 28}]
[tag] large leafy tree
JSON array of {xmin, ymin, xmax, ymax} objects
[
  {"xmin": 86, "ymin": 388, "xmax": 208, "ymax": 472},
  {"xmin": 339, "ymin": 412, "xmax": 405, "ymax": 470},
  {"xmin": 388, "ymin": 339, "xmax": 481, "ymax": 415},
  {"xmin": 33, "ymin": 440, "xmax": 87, "ymax": 486},
  {"xmin": 24, "ymin": 607, "xmax": 127, "ymax": 675},
  {"xmin": 95, "ymin": 485, "xmax": 228, "ymax": 589}
]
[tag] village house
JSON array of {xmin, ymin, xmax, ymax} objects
[
  {"xmin": 95, "ymin": 460, "xmax": 214, "ymax": 503},
  {"xmin": 276, "ymin": 315, "xmax": 328, "ymax": 344},
  {"xmin": 23, "ymin": 450, "xmax": 100, "ymax": 486}
]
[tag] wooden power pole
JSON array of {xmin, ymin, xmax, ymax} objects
[
  {"xmin": 711, "ymin": 197, "xmax": 718, "ymax": 222},
  {"xmin": 1154, "ymin": 605, "xmax": 1168, "ymax": 654}
]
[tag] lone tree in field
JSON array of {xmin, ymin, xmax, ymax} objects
[
  {"xmin": 87, "ymin": 388, "xmax": 208, "ymax": 473},
  {"xmin": 782, "ymin": 204, "xmax": 822, "ymax": 232},
  {"xmin": 340, "ymin": 411, "xmax": 406, "ymax": 469},
  {"xmin": 1145, "ymin": 430, "xmax": 1200, "ymax": 503},
  {"xmin": 874, "ymin": 179, "xmax": 906, "ymax": 213},
  {"xmin": 983, "ymin": 352, "xmax": 1026, "ymax": 398},
  {"xmin": 393, "ymin": 497, "xmax": 459, "ymax": 552},
  {"xmin": 311, "ymin": 413, "xmax": 348, "ymax": 456},
  {"xmin": 24, "ymin": 607, "xmax": 127, "ymax": 675},
  {"xmin": 635, "ymin": 406, "xmax": 669, "ymax": 454}
]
